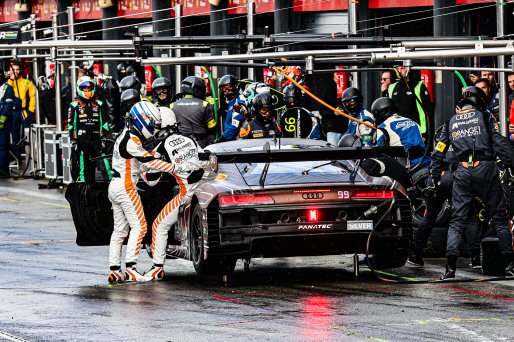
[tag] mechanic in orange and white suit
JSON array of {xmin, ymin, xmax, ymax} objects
[
  {"xmin": 144, "ymin": 114, "xmax": 204, "ymax": 280},
  {"xmin": 107, "ymin": 101, "xmax": 187, "ymax": 283}
]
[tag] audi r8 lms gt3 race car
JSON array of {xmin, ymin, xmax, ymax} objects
[{"xmin": 66, "ymin": 138, "xmax": 413, "ymax": 276}]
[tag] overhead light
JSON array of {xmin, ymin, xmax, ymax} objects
[
  {"xmin": 98, "ymin": 0, "xmax": 115, "ymax": 9},
  {"xmin": 209, "ymin": 0, "xmax": 221, "ymax": 5},
  {"xmin": 14, "ymin": 1, "xmax": 29, "ymax": 13}
]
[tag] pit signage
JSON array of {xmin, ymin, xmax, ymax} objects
[{"xmin": 0, "ymin": 29, "xmax": 21, "ymax": 44}]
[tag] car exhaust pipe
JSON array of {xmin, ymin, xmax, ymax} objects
[
  {"xmin": 338, "ymin": 210, "xmax": 348, "ymax": 221},
  {"xmin": 279, "ymin": 213, "xmax": 290, "ymax": 223}
]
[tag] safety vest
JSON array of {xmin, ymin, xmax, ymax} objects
[{"xmin": 388, "ymin": 81, "xmax": 427, "ymax": 134}]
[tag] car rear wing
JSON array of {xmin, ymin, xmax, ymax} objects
[
  {"xmin": 201, "ymin": 145, "xmax": 406, "ymax": 165},
  {"xmin": 201, "ymin": 144, "xmax": 406, "ymax": 184}
]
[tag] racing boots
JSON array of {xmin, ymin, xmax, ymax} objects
[
  {"xmin": 469, "ymin": 255, "xmax": 482, "ymax": 270},
  {"xmin": 440, "ymin": 256, "xmax": 457, "ymax": 280},
  {"xmin": 124, "ymin": 266, "xmax": 152, "ymax": 282},
  {"xmin": 407, "ymin": 249, "xmax": 424, "ymax": 267},
  {"xmin": 108, "ymin": 268, "xmax": 124, "ymax": 283},
  {"xmin": 145, "ymin": 265, "xmax": 165, "ymax": 281},
  {"xmin": 440, "ymin": 265, "xmax": 456, "ymax": 280},
  {"xmin": 407, "ymin": 255, "xmax": 424, "ymax": 267},
  {"xmin": 505, "ymin": 261, "xmax": 514, "ymax": 278}
]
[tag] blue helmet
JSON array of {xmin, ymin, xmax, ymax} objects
[{"xmin": 129, "ymin": 101, "xmax": 162, "ymax": 139}]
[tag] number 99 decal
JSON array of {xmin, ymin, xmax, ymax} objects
[{"xmin": 338, "ymin": 190, "xmax": 350, "ymax": 199}]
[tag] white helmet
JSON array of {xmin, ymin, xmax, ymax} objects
[
  {"xmin": 129, "ymin": 101, "xmax": 162, "ymax": 139},
  {"xmin": 159, "ymin": 106, "xmax": 177, "ymax": 129}
]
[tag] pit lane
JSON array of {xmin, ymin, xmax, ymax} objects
[{"xmin": 0, "ymin": 178, "xmax": 513, "ymax": 342}]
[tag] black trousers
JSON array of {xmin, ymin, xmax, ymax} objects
[
  {"xmin": 412, "ymin": 171, "xmax": 481, "ymax": 256},
  {"xmin": 447, "ymin": 161, "xmax": 514, "ymax": 258}
]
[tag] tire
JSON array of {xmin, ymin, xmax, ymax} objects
[
  {"xmin": 481, "ymin": 237, "xmax": 505, "ymax": 276},
  {"xmin": 190, "ymin": 204, "xmax": 237, "ymax": 276},
  {"xmin": 368, "ymin": 237, "xmax": 409, "ymax": 269},
  {"xmin": 410, "ymin": 168, "xmax": 451, "ymax": 228}
]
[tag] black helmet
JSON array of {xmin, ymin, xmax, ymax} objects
[
  {"xmin": 125, "ymin": 65, "xmax": 135, "ymax": 76},
  {"xmin": 341, "ymin": 87, "xmax": 363, "ymax": 114},
  {"xmin": 117, "ymin": 63, "xmax": 126, "ymax": 74},
  {"xmin": 120, "ymin": 89, "xmax": 140, "ymax": 112},
  {"xmin": 371, "ymin": 97, "xmax": 396, "ymax": 125},
  {"xmin": 251, "ymin": 93, "xmax": 274, "ymax": 122},
  {"xmin": 458, "ymin": 86, "xmax": 487, "ymax": 111},
  {"xmin": 152, "ymin": 77, "xmax": 171, "ymax": 100},
  {"xmin": 283, "ymin": 84, "xmax": 302, "ymax": 108},
  {"xmin": 119, "ymin": 75, "xmax": 141, "ymax": 93},
  {"xmin": 219, "ymin": 74, "xmax": 238, "ymax": 101},
  {"xmin": 181, "ymin": 76, "xmax": 206, "ymax": 99}
]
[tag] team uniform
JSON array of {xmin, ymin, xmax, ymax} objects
[
  {"xmin": 239, "ymin": 119, "xmax": 282, "ymax": 139},
  {"xmin": 220, "ymin": 94, "xmax": 247, "ymax": 141},
  {"xmin": 431, "ymin": 101, "xmax": 514, "ymax": 279},
  {"xmin": 376, "ymin": 114, "xmax": 429, "ymax": 169},
  {"xmin": 146, "ymin": 131, "xmax": 204, "ymax": 280},
  {"xmin": 67, "ymin": 98, "xmax": 111, "ymax": 182}
]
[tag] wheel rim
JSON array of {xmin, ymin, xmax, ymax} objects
[{"xmin": 191, "ymin": 211, "xmax": 202, "ymax": 264}]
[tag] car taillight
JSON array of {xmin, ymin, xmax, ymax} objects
[
  {"xmin": 219, "ymin": 194, "xmax": 275, "ymax": 207},
  {"xmin": 308, "ymin": 209, "xmax": 319, "ymax": 222},
  {"xmin": 351, "ymin": 190, "xmax": 394, "ymax": 199}
]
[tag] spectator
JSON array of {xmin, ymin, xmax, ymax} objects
[
  {"xmin": 8, "ymin": 63, "xmax": 35, "ymax": 164},
  {"xmin": 475, "ymin": 78, "xmax": 499, "ymax": 120},
  {"xmin": 0, "ymin": 68, "xmax": 14, "ymax": 177},
  {"xmin": 507, "ymin": 72, "xmax": 514, "ymax": 114},
  {"xmin": 469, "ymin": 71, "xmax": 479, "ymax": 84},
  {"xmin": 380, "ymin": 70, "xmax": 394, "ymax": 97},
  {"xmin": 481, "ymin": 66, "xmax": 498, "ymax": 94}
]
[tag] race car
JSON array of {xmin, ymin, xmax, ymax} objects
[{"xmin": 66, "ymin": 138, "xmax": 413, "ymax": 276}]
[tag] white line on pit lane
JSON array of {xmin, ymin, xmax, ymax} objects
[
  {"xmin": 0, "ymin": 186, "xmax": 65, "ymax": 202},
  {"xmin": 0, "ymin": 331, "xmax": 31, "ymax": 342}
]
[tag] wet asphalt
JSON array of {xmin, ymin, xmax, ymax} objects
[{"xmin": 0, "ymin": 177, "xmax": 514, "ymax": 342}]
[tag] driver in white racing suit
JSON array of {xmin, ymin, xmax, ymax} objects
[
  {"xmin": 144, "ymin": 115, "xmax": 204, "ymax": 280},
  {"xmin": 108, "ymin": 101, "xmax": 184, "ymax": 283}
]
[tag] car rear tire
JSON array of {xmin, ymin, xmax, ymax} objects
[
  {"xmin": 190, "ymin": 204, "xmax": 237, "ymax": 276},
  {"xmin": 410, "ymin": 167, "xmax": 451, "ymax": 228}
]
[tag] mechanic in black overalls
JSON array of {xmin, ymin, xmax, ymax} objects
[
  {"xmin": 170, "ymin": 76, "xmax": 216, "ymax": 148},
  {"xmin": 430, "ymin": 86, "xmax": 514, "ymax": 279},
  {"xmin": 239, "ymin": 93, "xmax": 282, "ymax": 139}
]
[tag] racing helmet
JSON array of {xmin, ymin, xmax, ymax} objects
[
  {"xmin": 252, "ymin": 93, "xmax": 274, "ymax": 122},
  {"xmin": 125, "ymin": 65, "xmax": 135, "ymax": 76},
  {"xmin": 152, "ymin": 77, "xmax": 172, "ymax": 100},
  {"xmin": 116, "ymin": 63, "xmax": 126, "ymax": 74},
  {"xmin": 76, "ymin": 76, "xmax": 95, "ymax": 100},
  {"xmin": 283, "ymin": 84, "xmax": 302, "ymax": 107},
  {"xmin": 129, "ymin": 101, "xmax": 162, "ymax": 140},
  {"xmin": 371, "ymin": 97, "xmax": 396, "ymax": 125},
  {"xmin": 119, "ymin": 75, "xmax": 141, "ymax": 93},
  {"xmin": 458, "ymin": 86, "xmax": 487, "ymax": 111},
  {"xmin": 219, "ymin": 74, "xmax": 238, "ymax": 101},
  {"xmin": 181, "ymin": 76, "xmax": 206, "ymax": 99},
  {"xmin": 159, "ymin": 106, "xmax": 177, "ymax": 129},
  {"xmin": 341, "ymin": 87, "xmax": 363, "ymax": 114},
  {"xmin": 120, "ymin": 89, "xmax": 141, "ymax": 112}
]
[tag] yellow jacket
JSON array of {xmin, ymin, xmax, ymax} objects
[{"xmin": 8, "ymin": 77, "xmax": 36, "ymax": 116}]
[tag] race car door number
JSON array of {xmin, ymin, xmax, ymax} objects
[{"xmin": 347, "ymin": 220, "xmax": 373, "ymax": 231}]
